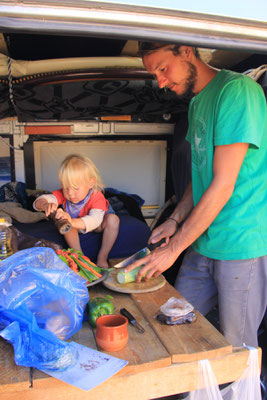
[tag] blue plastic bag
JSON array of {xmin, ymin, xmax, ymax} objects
[
  {"xmin": 0, "ymin": 247, "xmax": 89, "ymax": 340},
  {"xmin": 0, "ymin": 305, "xmax": 79, "ymax": 370}
]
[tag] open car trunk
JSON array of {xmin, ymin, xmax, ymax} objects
[{"xmin": 0, "ymin": 0, "xmax": 266, "ymax": 263}]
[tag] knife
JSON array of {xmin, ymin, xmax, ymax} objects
[
  {"xmin": 120, "ymin": 308, "xmax": 145, "ymax": 333},
  {"xmin": 114, "ymin": 238, "xmax": 166, "ymax": 269}
]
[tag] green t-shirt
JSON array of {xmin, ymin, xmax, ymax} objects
[{"xmin": 186, "ymin": 69, "xmax": 267, "ymax": 260}]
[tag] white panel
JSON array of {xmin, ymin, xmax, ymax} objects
[
  {"xmin": 14, "ymin": 150, "xmax": 25, "ymax": 183},
  {"xmin": 0, "ymin": 123, "xmax": 10, "ymax": 134},
  {"xmin": 13, "ymin": 134, "xmax": 26, "ymax": 183},
  {"xmin": 114, "ymin": 122, "xmax": 174, "ymax": 134},
  {"xmin": 73, "ymin": 122, "xmax": 99, "ymax": 133},
  {"xmin": 71, "ymin": 122, "xmax": 174, "ymax": 135},
  {"xmin": 33, "ymin": 140, "xmax": 166, "ymax": 207}
]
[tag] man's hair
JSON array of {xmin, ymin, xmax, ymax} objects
[{"xmin": 138, "ymin": 41, "xmax": 199, "ymax": 58}]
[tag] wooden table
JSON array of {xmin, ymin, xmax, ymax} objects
[{"xmin": 0, "ymin": 281, "xmax": 261, "ymax": 400}]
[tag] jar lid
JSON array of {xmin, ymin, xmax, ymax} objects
[{"xmin": 0, "ymin": 218, "xmax": 11, "ymax": 226}]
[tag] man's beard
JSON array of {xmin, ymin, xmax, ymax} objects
[{"xmin": 174, "ymin": 61, "xmax": 197, "ymax": 101}]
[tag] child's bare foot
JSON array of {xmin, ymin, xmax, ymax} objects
[{"xmin": 97, "ymin": 256, "xmax": 110, "ymax": 269}]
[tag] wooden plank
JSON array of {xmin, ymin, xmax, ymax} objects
[
  {"xmin": 131, "ymin": 282, "xmax": 232, "ymax": 363},
  {"xmin": 1, "ymin": 347, "xmax": 259, "ymax": 400},
  {"xmin": 0, "ymin": 282, "xmax": 232, "ymax": 395},
  {"xmin": 30, "ymin": 284, "xmax": 171, "ymax": 386},
  {"xmin": 66, "ymin": 321, "xmax": 98, "ymax": 349},
  {"xmin": 89, "ymin": 285, "xmax": 171, "ymax": 374},
  {"xmin": 0, "ymin": 338, "xmax": 30, "ymax": 391}
]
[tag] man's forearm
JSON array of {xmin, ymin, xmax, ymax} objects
[
  {"xmin": 170, "ymin": 180, "xmax": 233, "ymax": 255},
  {"xmin": 171, "ymin": 182, "xmax": 194, "ymax": 224}
]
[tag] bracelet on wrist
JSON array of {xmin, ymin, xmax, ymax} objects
[{"xmin": 167, "ymin": 217, "xmax": 179, "ymax": 229}]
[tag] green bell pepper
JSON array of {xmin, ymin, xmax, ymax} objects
[{"xmin": 87, "ymin": 296, "xmax": 114, "ymax": 327}]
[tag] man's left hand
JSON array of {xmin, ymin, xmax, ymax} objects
[{"xmin": 125, "ymin": 241, "xmax": 179, "ymax": 282}]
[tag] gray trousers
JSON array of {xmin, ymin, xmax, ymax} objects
[{"xmin": 175, "ymin": 248, "xmax": 267, "ymax": 347}]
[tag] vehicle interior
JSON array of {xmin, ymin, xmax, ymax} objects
[
  {"xmin": 0, "ymin": 1, "xmax": 267, "ymax": 391},
  {"xmin": 0, "ymin": 2, "xmax": 266, "ymax": 272}
]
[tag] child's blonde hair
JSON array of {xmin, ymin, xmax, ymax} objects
[{"xmin": 58, "ymin": 154, "xmax": 104, "ymax": 192}]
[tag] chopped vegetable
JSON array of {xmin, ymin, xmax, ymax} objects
[
  {"xmin": 55, "ymin": 248, "xmax": 103, "ymax": 283},
  {"xmin": 75, "ymin": 257, "xmax": 102, "ymax": 278},
  {"xmin": 117, "ymin": 266, "xmax": 146, "ymax": 284},
  {"xmin": 57, "ymin": 254, "xmax": 69, "ymax": 265},
  {"xmin": 70, "ymin": 255, "xmax": 99, "ymax": 281},
  {"xmin": 78, "ymin": 254, "xmax": 102, "ymax": 273},
  {"xmin": 80, "ymin": 254, "xmax": 98, "ymax": 268}
]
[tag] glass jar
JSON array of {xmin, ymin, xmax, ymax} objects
[{"xmin": 0, "ymin": 218, "xmax": 13, "ymax": 261}]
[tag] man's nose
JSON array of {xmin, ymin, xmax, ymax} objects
[{"xmin": 157, "ymin": 74, "xmax": 168, "ymax": 89}]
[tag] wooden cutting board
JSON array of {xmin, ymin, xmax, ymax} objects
[{"xmin": 102, "ymin": 269, "xmax": 166, "ymax": 293}]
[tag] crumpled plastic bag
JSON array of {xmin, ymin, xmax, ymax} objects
[
  {"xmin": 0, "ymin": 306, "xmax": 79, "ymax": 371},
  {"xmin": 185, "ymin": 346, "xmax": 261, "ymax": 400},
  {"xmin": 0, "ymin": 247, "xmax": 89, "ymax": 340},
  {"xmin": 160, "ymin": 297, "xmax": 194, "ymax": 317},
  {"xmin": 157, "ymin": 296, "xmax": 196, "ymax": 325}
]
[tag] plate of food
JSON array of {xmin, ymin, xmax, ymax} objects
[
  {"xmin": 86, "ymin": 269, "xmax": 109, "ymax": 287},
  {"xmin": 55, "ymin": 248, "xmax": 108, "ymax": 287}
]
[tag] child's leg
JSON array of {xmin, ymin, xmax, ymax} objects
[
  {"xmin": 97, "ymin": 214, "xmax": 119, "ymax": 268},
  {"xmin": 63, "ymin": 227, "xmax": 82, "ymax": 251}
]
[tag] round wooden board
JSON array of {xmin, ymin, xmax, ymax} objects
[{"xmin": 102, "ymin": 269, "xmax": 166, "ymax": 293}]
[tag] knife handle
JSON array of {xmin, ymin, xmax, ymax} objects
[
  {"xmin": 147, "ymin": 238, "xmax": 166, "ymax": 251},
  {"xmin": 120, "ymin": 308, "xmax": 135, "ymax": 323}
]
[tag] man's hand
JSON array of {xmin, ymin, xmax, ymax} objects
[
  {"xmin": 123, "ymin": 217, "xmax": 179, "ymax": 282},
  {"xmin": 149, "ymin": 218, "xmax": 177, "ymax": 245},
  {"xmin": 125, "ymin": 238, "xmax": 179, "ymax": 282}
]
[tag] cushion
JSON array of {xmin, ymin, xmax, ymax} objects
[{"xmin": 13, "ymin": 215, "xmax": 151, "ymax": 262}]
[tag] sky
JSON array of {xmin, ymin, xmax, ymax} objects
[{"xmin": 93, "ymin": 0, "xmax": 267, "ymax": 23}]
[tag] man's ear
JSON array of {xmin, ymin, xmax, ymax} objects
[{"xmin": 180, "ymin": 46, "xmax": 193, "ymax": 59}]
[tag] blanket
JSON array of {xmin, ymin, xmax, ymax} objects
[{"xmin": 0, "ymin": 202, "xmax": 47, "ymax": 223}]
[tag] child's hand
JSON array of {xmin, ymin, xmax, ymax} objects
[
  {"xmin": 36, "ymin": 199, "xmax": 57, "ymax": 217},
  {"xmin": 55, "ymin": 208, "xmax": 72, "ymax": 223}
]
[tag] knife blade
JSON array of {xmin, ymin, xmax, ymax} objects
[
  {"xmin": 120, "ymin": 308, "xmax": 145, "ymax": 333},
  {"xmin": 114, "ymin": 238, "xmax": 165, "ymax": 269}
]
